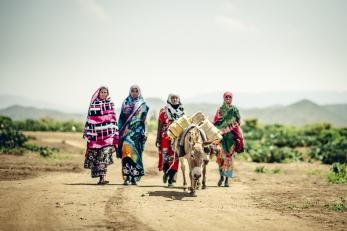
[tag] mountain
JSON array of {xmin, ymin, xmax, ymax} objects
[
  {"xmin": 145, "ymin": 98, "xmax": 347, "ymax": 127},
  {"xmin": 184, "ymin": 103, "xmax": 219, "ymax": 120},
  {"xmin": 0, "ymin": 94, "xmax": 82, "ymax": 113},
  {"xmin": 141, "ymin": 98, "xmax": 347, "ymax": 127},
  {"xmin": 186, "ymin": 91, "xmax": 347, "ymax": 108},
  {"xmin": 324, "ymin": 104, "xmax": 347, "ymax": 119},
  {"xmin": 0, "ymin": 105, "xmax": 84, "ymax": 121},
  {"xmin": 0, "ymin": 98, "xmax": 346, "ymax": 127},
  {"xmin": 241, "ymin": 100, "xmax": 347, "ymax": 126}
]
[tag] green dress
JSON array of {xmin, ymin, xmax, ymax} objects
[{"xmin": 213, "ymin": 103, "xmax": 241, "ymax": 177}]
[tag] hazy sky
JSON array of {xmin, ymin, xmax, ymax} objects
[{"xmin": 0, "ymin": 0, "xmax": 346, "ymax": 108}]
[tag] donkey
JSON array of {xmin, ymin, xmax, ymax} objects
[{"xmin": 176, "ymin": 126, "xmax": 210, "ymax": 196}]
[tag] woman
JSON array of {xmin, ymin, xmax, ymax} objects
[
  {"xmin": 118, "ymin": 85, "xmax": 149, "ymax": 185},
  {"xmin": 83, "ymin": 86, "xmax": 119, "ymax": 185},
  {"xmin": 213, "ymin": 92, "xmax": 244, "ymax": 187},
  {"xmin": 156, "ymin": 94, "xmax": 185, "ymax": 187}
]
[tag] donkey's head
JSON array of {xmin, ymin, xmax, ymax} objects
[{"xmin": 185, "ymin": 127, "xmax": 205, "ymax": 180}]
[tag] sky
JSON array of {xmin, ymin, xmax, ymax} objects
[{"xmin": 0, "ymin": 0, "xmax": 346, "ymax": 110}]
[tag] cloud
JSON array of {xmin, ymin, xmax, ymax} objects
[
  {"xmin": 215, "ymin": 15, "xmax": 257, "ymax": 32},
  {"xmin": 215, "ymin": 1, "xmax": 257, "ymax": 32},
  {"xmin": 77, "ymin": 0, "xmax": 109, "ymax": 22}
]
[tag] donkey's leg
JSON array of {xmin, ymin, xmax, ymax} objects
[
  {"xmin": 180, "ymin": 158, "xmax": 187, "ymax": 191},
  {"xmin": 202, "ymin": 162, "xmax": 207, "ymax": 189},
  {"xmin": 189, "ymin": 168, "xmax": 197, "ymax": 196},
  {"xmin": 190, "ymin": 177, "xmax": 196, "ymax": 196},
  {"xmin": 188, "ymin": 167, "xmax": 195, "ymax": 195}
]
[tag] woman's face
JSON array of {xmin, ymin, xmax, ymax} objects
[
  {"xmin": 99, "ymin": 88, "xmax": 108, "ymax": 100},
  {"xmin": 170, "ymin": 96, "xmax": 179, "ymax": 105},
  {"xmin": 130, "ymin": 87, "xmax": 139, "ymax": 99},
  {"xmin": 224, "ymin": 95, "xmax": 232, "ymax": 106}
]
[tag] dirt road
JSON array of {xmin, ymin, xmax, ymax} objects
[
  {"xmin": 0, "ymin": 132, "xmax": 345, "ymax": 231},
  {"xmin": 1, "ymin": 155, "xmax": 340, "ymax": 231}
]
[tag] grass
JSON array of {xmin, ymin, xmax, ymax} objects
[
  {"xmin": 255, "ymin": 166, "xmax": 267, "ymax": 173},
  {"xmin": 30, "ymin": 151, "xmax": 72, "ymax": 161},
  {"xmin": 325, "ymin": 197, "xmax": 346, "ymax": 212},
  {"xmin": 287, "ymin": 203, "xmax": 297, "ymax": 209},
  {"xmin": 272, "ymin": 167, "xmax": 282, "ymax": 174},
  {"xmin": 307, "ymin": 169, "xmax": 322, "ymax": 176},
  {"xmin": 45, "ymin": 153, "xmax": 73, "ymax": 161},
  {"xmin": 255, "ymin": 166, "xmax": 282, "ymax": 174},
  {"xmin": 0, "ymin": 147, "xmax": 26, "ymax": 155},
  {"xmin": 287, "ymin": 201, "xmax": 316, "ymax": 210},
  {"xmin": 302, "ymin": 200, "xmax": 314, "ymax": 209}
]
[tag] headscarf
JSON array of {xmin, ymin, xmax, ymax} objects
[
  {"xmin": 165, "ymin": 93, "xmax": 185, "ymax": 121},
  {"xmin": 119, "ymin": 85, "xmax": 147, "ymax": 132},
  {"xmin": 121, "ymin": 84, "xmax": 144, "ymax": 109},
  {"xmin": 223, "ymin": 91, "xmax": 233, "ymax": 102},
  {"xmin": 90, "ymin": 86, "xmax": 109, "ymax": 103},
  {"xmin": 129, "ymin": 84, "xmax": 142, "ymax": 98},
  {"xmin": 214, "ymin": 91, "xmax": 240, "ymax": 129}
]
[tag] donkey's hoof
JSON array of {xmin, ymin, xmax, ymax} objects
[
  {"xmin": 189, "ymin": 191, "xmax": 197, "ymax": 197},
  {"xmin": 202, "ymin": 184, "xmax": 206, "ymax": 189}
]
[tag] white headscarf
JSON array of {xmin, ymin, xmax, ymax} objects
[
  {"xmin": 129, "ymin": 84, "xmax": 143, "ymax": 99},
  {"xmin": 166, "ymin": 93, "xmax": 184, "ymax": 121}
]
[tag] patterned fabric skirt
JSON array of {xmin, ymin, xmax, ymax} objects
[
  {"xmin": 216, "ymin": 145, "xmax": 235, "ymax": 178},
  {"xmin": 122, "ymin": 157, "xmax": 144, "ymax": 182},
  {"xmin": 120, "ymin": 135, "xmax": 145, "ymax": 182},
  {"xmin": 160, "ymin": 135, "xmax": 179, "ymax": 179},
  {"xmin": 84, "ymin": 146, "xmax": 113, "ymax": 178}
]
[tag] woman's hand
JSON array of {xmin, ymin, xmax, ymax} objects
[{"xmin": 155, "ymin": 140, "xmax": 162, "ymax": 152}]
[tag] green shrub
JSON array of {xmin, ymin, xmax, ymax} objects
[
  {"xmin": 243, "ymin": 119, "xmax": 346, "ymax": 164},
  {"xmin": 0, "ymin": 116, "xmax": 28, "ymax": 149},
  {"xmin": 248, "ymin": 145, "xmax": 302, "ymax": 163},
  {"xmin": 0, "ymin": 116, "xmax": 59, "ymax": 157},
  {"xmin": 14, "ymin": 118, "xmax": 84, "ymax": 132},
  {"xmin": 24, "ymin": 143, "xmax": 59, "ymax": 158},
  {"xmin": 327, "ymin": 163, "xmax": 347, "ymax": 184},
  {"xmin": 309, "ymin": 129, "xmax": 347, "ymax": 164}
]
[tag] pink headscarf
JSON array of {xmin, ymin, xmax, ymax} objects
[
  {"xmin": 223, "ymin": 91, "xmax": 233, "ymax": 100},
  {"xmin": 90, "ymin": 86, "xmax": 109, "ymax": 104}
]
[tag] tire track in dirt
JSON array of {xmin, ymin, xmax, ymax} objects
[{"xmin": 104, "ymin": 187, "xmax": 154, "ymax": 231}]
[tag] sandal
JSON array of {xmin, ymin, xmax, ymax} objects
[
  {"xmin": 217, "ymin": 176, "xmax": 224, "ymax": 187},
  {"xmin": 98, "ymin": 180, "xmax": 109, "ymax": 185}
]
